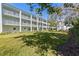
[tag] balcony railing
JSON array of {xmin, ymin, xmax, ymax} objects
[
  {"xmin": 3, "ymin": 19, "xmax": 19, "ymax": 26},
  {"xmin": 42, "ymin": 26, "xmax": 47, "ymax": 28},
  {"xmin": 22, "ymin": 16, "xmax": 30, "ymax": 20},
  {"xmin": 32, "ymin": 19, "xmax": 37, "ymax": 22},
  {"xmin": 21, "ymin": 23, "xmax": 30, "ymax": 27},
  {"xmin": 32, "ymin": 24, "xmax": 37, "ymax": 27},
  {"xmin": 3, "ymin": 9, "xmax": 19, "ymax": 18},
  {"xmin": 38, "ymin": 24, "xmax": 42, "ymax": 27}
]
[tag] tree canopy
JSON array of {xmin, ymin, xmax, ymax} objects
[
  {"xmin": 64, "ymin": 3, "xmax": 79, "ymax": 26},
  {"xmin": 64, "ymin": 3, "xmax": 74, "ymax": 8},
  {"xmin": 27, "ymin": 3, "xmax": 62, "ymax": 15}
]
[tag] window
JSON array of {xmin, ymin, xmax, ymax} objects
[
  {"xmin": 33, "ymin": 16, "xmax": 36, "ymax": 20},
  {"xmin": 24, "ymin": 21, "xmax": 26, "ymax": 23},
  {"xmin": 24, "ymin": 28, "xmax": 26, "ymax": 29},
  {"xmin": 13, "ymin": 28, "xmax": 16, "ymax": 30},
  {"xmin": 13, "ymin": 12, "xmax": 19, "ymax": 16}
]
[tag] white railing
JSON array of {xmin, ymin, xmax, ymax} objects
[
  {"xmin": 32, "ymin": 24, "xmax": 37, "ymax": 27},
  {"xmin": 32, "ymin": 19, "xmax": 37, "ymax": 22},
  {"xmin": 21, "ymin": 23, "xmax": 30, "ymax": 27},
  {"xmin": 21, "ymin": 15, "xmax": 30, "ymax": 20},
  {"xmin": 42, "ymin": 26, "xmax": 47, "ymax": 28},
  {"xmin": 3, "ymin": 19, "xmax": 19, "ymax": 26},
  {"xmin": 3, "ymin": 9, "xmax": 19, "ymax": 18}
]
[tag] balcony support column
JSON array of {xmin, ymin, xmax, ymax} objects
[
  {"xmin": 0, "ymin": 3, "xmax": 2, "ymax": 33},
  {"xmin": 46, "ymin": 20, "xmax": 48, "ymax": 30},
  {"xmin": 36, "ymin": 16, "xmax": 39, "ymax": 31},
  {"xmin": 42, "ymin": 20, "xmax": 43, "ymax": 31},
  {"xmin": 19, "ymin": 10, "xmax": 22, "ymax": 32},
  {"xmin": 30, "ymin": 15, "xmax": 32, "ymax": 31}
]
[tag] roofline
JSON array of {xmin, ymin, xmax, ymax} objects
[{"xmin": 2, "ymin": 3, "xmax": 47, "ymax": 21}]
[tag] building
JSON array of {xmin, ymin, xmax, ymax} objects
[
  {"xmin": 0, "ymin": 3, "xmax": 49, "ymax": 33},
  {"xmin": 48, "ymin": 4, "xmax": 79, "ymax": 31},
  {"xmin": 48, "ymin": 13, "xmax": 65, "ymax": 31},
  {"xmin": 62, "ymin": 6, "xmax": 79, "ymax": 30},
  {"xmin": 56, "ymin": 7, "xmax": 79, "ymax": 31}
]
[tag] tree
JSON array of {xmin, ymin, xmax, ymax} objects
[
  {"xmin": 57, "ymin": 4, "xmax": 79, "ymax": 56},
  {"xmin": 48, "ymin": 14, "xmax": 58, "ymax": 27},
  {"xmin": 64, "ymin": 3, "xmax": 79, "ymax": 27},
  {"xmin": 64, "ymin": 3, "xmax": 75, "ymax": 8},
  {"xmin": 48, "ymin": 19, "xmax": 57, "ymax": 27},
  {"xmin": 27, "ymin": 3, "xmax": 62, "ymax": 30},
  {"xmin": 27, "ymin": 3, "xmax": 62, "ymax": 15}
]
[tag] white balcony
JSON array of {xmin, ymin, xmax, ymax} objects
[
  {"xmin": 3, "ymin": 19, "xmax": 19, "ymax": 26},
  {"xmin": 38, "ymin": 24, "xmax": 42, "ymax": 27},
  {"xmin": 21, "ymin": 15, "xmax": 30, "ymax": 20},
  {"xmin": 21, "ymin": 20, "xmax": 30, "ymax": 27},
  {"xmin": 42, "ymin": 26, "xmax": 47, "ymax": 28},
  {"xmin": 32, "ymin": 19, "xmax": 37, "ymax": 22},
  {"xmin": 38, "ymin": 21, "xmax": 42, "ymax": 23},
  {"xmin": 21, "ymin": 23, "xmax": 30, "ymax": 27},
  {"xmin": 3, "ymin": 9, "xmax": 19, "ymax": 18},
  {"xmin": 42, "ymin": 21, "xmax": 47, "ymax": 24},
  {"xmin": 32, "ymin": 24, "xmax": 37, "ymax": 27}
]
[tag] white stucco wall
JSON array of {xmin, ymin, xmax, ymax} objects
[
  {"xmin": 0, "ymin": 3, "xmax": 49, "ymax": 33},
  {"xmin": 3, "ymin": 25, "xmax": 19, "ymax": 32}
]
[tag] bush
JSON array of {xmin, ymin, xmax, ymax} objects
[
  {"xmin": 0, "ymin": 32, "xmax": 11, "ymax": 35},
  {"xmin": 58, "ymin": 17, "xmax": 79, "ymax": 56}
]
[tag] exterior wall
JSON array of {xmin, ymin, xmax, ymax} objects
[
  {"xmin": 21, "ymin": 26, "xmax": 30, "ymax": 32},
  {"xmin": 0, "ymin": 3, "xmax": 48, "ymax": 33},
  {"xmin": 2, "ymin": 16, "xmax": 19, "ymax": 26},
  {"xmin": 3, "ymin": 25, "xmax": 19, "ymax": 32}
]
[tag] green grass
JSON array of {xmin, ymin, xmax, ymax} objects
[{"xmin": 0, "ymin": 31, "xmax": 68, "ymax": 56}]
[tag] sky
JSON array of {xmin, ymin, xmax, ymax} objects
[{"xmin": 10, "ymin": 3, "xmax": 63, "ymax": 20}]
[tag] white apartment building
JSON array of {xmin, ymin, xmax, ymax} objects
[
  {"xmin": 49, "ymin": 5, "xmax": 79, "ymax": 31},
  {"xmin": 62, "ymin": 7, "xmax": 79, "ymax": 30},
  {"xmin": 0, "ymin": 3, "xmax": 49, "ymax": 33}
]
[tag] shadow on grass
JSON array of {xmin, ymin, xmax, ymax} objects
[{"xmin": 16, "ymin": 32, "xmax": 68, "ymax": 56}]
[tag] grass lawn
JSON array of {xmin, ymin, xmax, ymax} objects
[{"xmin": 0, "ymin": 31, "xmax": 68, "ymax": 56}]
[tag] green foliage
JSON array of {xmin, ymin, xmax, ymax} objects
[
  {"xmin": 71, "ymin": 18, "xmax": 79, "ymax": 26},
  {"xmin": 64, "ymin": 3, "xmax": 75, "ymax": 8},
  {"xmin": 64, "ymin": 16, "xmax": 79, "ymax": 27},
  {"xmin": 0, "ymin": 31, "xmax": 68, "ymax": 56},
  {"xmin": 48, "ymin": 20, "xmax": 57, "ymax": 27},
  {"xmin": 27, "ymin": 3, "xmax": 62, "ymax": 15},
  {"xmin": 22, "ymin": 32, "xmax": 68, "ymax": 56},
  {"xmin": 69, "ymin": 17, "xmax": 79, "ymax": 44},
  {"xmin": 56, "ymin": 17, "xmax": 79, "ymax": 56}
]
